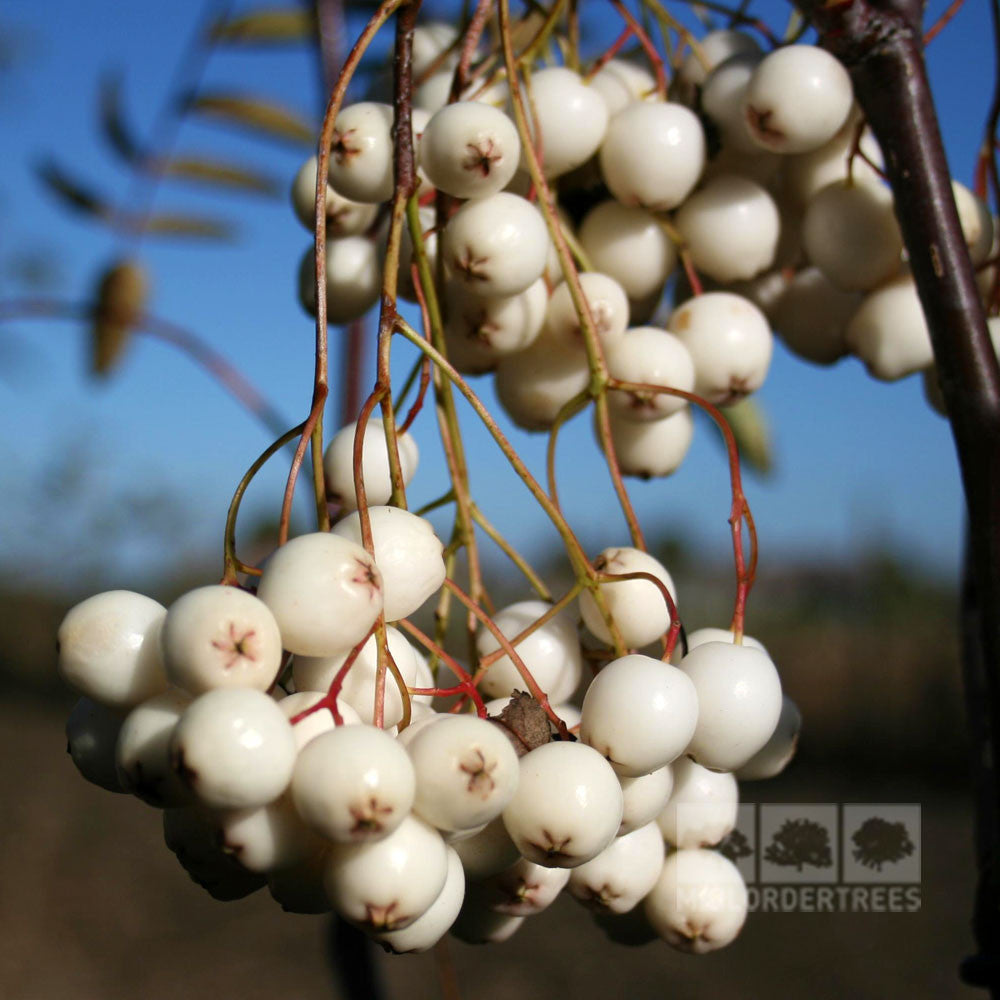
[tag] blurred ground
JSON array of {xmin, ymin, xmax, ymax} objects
[{"xmin": 0, "ymin": 557, "xmax": 982, "ymax": 1000}]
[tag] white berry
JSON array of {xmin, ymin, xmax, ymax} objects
[
  {"xmin": 256, "ymin": 532, "xmax": 383, "ymax": 658},
  {"xmin": 644, "ymin": 848, "xmax": 748, "ymax": 953},
  {"xmin": 656, "ymin": 756, "xmax": 738, "ymax": 848},
  {"xmin": 580, "ymin": 653, "xmax": 699, "ymax": 776},
  {"xmin": 667, "ymin": 291, "xmax": 773, "ymax": 405},
  {"xmin": 331, "ymin": 506, "xmax": 446, "ymax": 621},
  {"xmin": 58, "ymin": 591, "xmax": 167, "ymax": 709},
  {"xmin": 323, "ymin": 415, "xmax": 419, "ymax": 512},
  {"xmin": 170, "ymin": 688, "xmax": 297, "ymax": 809},
  {"xmin": 599, "ymin": 103, "xmax": 705, "ymax": 210},
  {"xmin": 522, "ymin": 67, "xmax": 609, "ymax": 178},
  {"xmin": 744, "ymin": 45, "xmax": 853, "ymax": 155},
  {"xmin": 443, "ymin": 193, "xmax": 549, "ymax": 297},
  {"xmin": 291, "ymin": 724, "xmax": 415, "ymax": 842},
  {"xmin": 476, "ymin": 599, "xmax": 582, "ymax": 703},
  {"xmin": 420, "ymin": 101, "xmax": 520, "ymax": 198},
  {"xmin": 502, "ymin": 741, "xmax": 623, "ymax": 868},
  {"xmin": 324, "ymin": 814, "xmax": 449, "ymax": 930},
  {"xmin": 567, "ymin": 821, "xmax": 664, "ymax": 914},
  {"xmin": 679, "ymin": 640, "xmax": 783, "ymax": 772},
  {"xmin": 407, "ymin": 715, "xmax": 520, "ymax": 834},
  {"xmin": 675, "ymin": 174, "xmax": 780, "ymax": 283},
  {"xmin": 160, "ymin": 585, "xmax": 283, "ymax": 695},
  {"xmin": 579, "ymin": 201, "xmax": 677, "ymax": 303},
  {"xmin": 579, "ymin": 546, "xmax": 677, "ymax": 649}
]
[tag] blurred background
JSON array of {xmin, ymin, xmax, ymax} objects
[{"xmin": 0, "ymin": 0, "xmax": 988, "ymax": 996}]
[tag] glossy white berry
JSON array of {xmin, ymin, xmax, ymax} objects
[
  {"xmin": 420, "ymin": 102, "xmax": 520, "ymax": 198},
  {"xmin": 297, "ymin": 238, "xmax": 382, "ymax": 324},
  {"xmin": 411, "ymin": 21, "xmax": 461, "ymax": 78},
  {"xmin": 604, "ymin": 407, "xmax": 695, "ymax": 480},
  {"xmin": 781, "ymin": 113, "xmax": 884, "ymax": 206},
  {"xmin": 589, "ymin": 59, "xmax": 657, "ymax": 115},
  {"xmin": 954, "ymin": 180, "xmax": 995, "ymax": 265},
  {"xmin": 394, "ymin": 704, "xmax": 446, "ymax": 749},
  {"xmin": 473, "ymin": 856, "xmax": 570, "ymax": 916},
  {"xmin": 328, "ymin": 102, "xmax": 396, "ymax": 203},
  {"xmin": 701, "ymin": 53, "xmax": 762, "ymax": 155},
  {"xmin": 684, "ymin": 626, "xmax": 768, "ymax": 657},
  {"xmin": 599, "ymin": 102, "xmax": 705, "ymax": 210},
  {"xmin": 451, "ymin": 815, "xmax": 522, "ymax": 881},
  {"xmin": 290, "ymin": 156, "xmax": 377, "ymax": 236},
  {"xmin": 293, "ymin": 626, "xmax": 431, "ymax": 728},
  {"xmin": 291, "ymin": 724, "xmax": 415, "ymax": 843},
  {"xmin": 737, "ymin": 695, "xmax": 802, "ymax": 780},
  {"xmin": 578, "ymin": 201, "xmax": 677, "ymax": 303},
  {"xmin": 772, "ymin": 266, "xmax": 859, "ymax": 365},
  {"xmin": 257, "ymin": 532, "xmax": 383, "ymax": 658},
  {"xmin": 579, "ymin": 546, "xmax": 677, "ymax": 649},
  {"xmin": 544, "ymin": 272, "xmax": 630, "ymax": 351},
  {"xmin": 445, "ymin": 278, "xmax": 548, "ymax": 372},
  {"xmin": 619, "ymin": 765, "xmax": 674, "ymax": 836},
  {"xmin": 676, "ymin": 174, "xmax": 780, "ymax": 283},
  {"xmin": 218, "ymin": 798, "xmax": 326, "ymax": 873},
  {"xmin": 744, "ymin": 45, "xmax": 853, "ymax": 154},
  {"xmin": 656, "ymin": 756, "xmax": 738, "ymax": 848},
  {"xmin": 667, "ymin": 291, "xmax": 773, "ymax": 405},
  {"xmin": 476, "ymin": 599, "xmax": 582, "ymax": 703},
  {"xmin": 58, "ymin": 591, "xmax": 168, "ymax": 709},
  {"xmin": 845, "ymin": 274, "xmax": 934, "ymax": 381},
  {"xmin": 680, "ymin": 640, "xmax": 783, "ymax": 772},
  {"xmin": 502, "ymin": 741, "xmax": 623, "ymax": 868},
  {"xmin": 606, "ymin": 327, "xmax": 695, "ymax": 420},
  {"xmin": 407, "ymin": 715, "xmax": 520, "ymax": 834},
  {"xmin": 802, "ymin": 180, "xmax": 903, "ymax": 291},
  {"xmin": 450, "ymin": 903, "xmax": 524, "ymax": 944},
  {"xmin": 66, "ymin": 697, "xmax": 126, "ymax": 793},
  {"xmin": 170, "ymin": 688, "xmax": 297, "ymax": 809},
  {"xmin": 522, "ymin": 67, "xmax": 609, "ymax": 178},
  {"xmin": 443, "ymin": 193, "xmax": 549, "ymax": 297},
  {"xmin": 277, "ymin": 690, "xmax": 362, "ymax": 752},
  {"xmin": 323, "ymin": 415, "xmax": 419, "ymax": 512},
  {"xmin": 324, "ymin": 814, "xmax": 449, "ymax": 930},
  {"xmin": 580, "ymin": 654, "xmax": 698, "ymax": 777},
  {"xmin": 115, "ymin": 689, "xmax": 191, "ymax": 807},
  {"xmin": 644, "ymin": 848, "xmax": 748, "ymax": 953},
  {"xmin": 160, "ymin": 585, "xmax": 283, "ymax": 696},
  {"xmin": 495, "ymin": 331, "xmax": 591, "ymax": 432},
  {"xmin": 568, "ymin": 822, "xmax": 664, "ymax": 914},
  {"xmin": 677, "ymin": 29, "xmax": 761, "ymax": 92},
  {"xmin": 377, "ymin": 846, "xmax": 466, "ymax": 953},
  {"xmin": 331, "ymin": 506, "xmax": 446, "ymax": 621}
]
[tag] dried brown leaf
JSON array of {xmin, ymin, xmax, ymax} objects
[
  {"xmin": 489, "ymin": 691, "xmax": 553, "ymax": 757},
  {"xmin": 99, "ymin": 72, "xmax": 144, "ymax": 164},
  {"xmin": 209, "ymin": 8, "xmax": 316, "ymax": 44},
  {"xmin": 90, "ymin": 259, "xmax": 148, "ymax": 377},
  {"xmin": 141, "ymin": 213, "xmax": 235, "ymax": 240},
  {"xmin": 183, "ymin": 92, "xmax": 314, "ymax": 145},
  {"xmin": 156, "ymin": 156, "xmax": 279, "ymax": 195}
]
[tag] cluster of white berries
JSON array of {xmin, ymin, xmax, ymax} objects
[
  {"xmin": 60, "ymin": 432, "xmax": 799, "ymax": 954},
  {"xmin": 58, "ymin": 12, "xmax": 903, "ymax": 964},
  {"xmin": 289, "ymin": 17, "xmax": 993, "ymax": 492}
]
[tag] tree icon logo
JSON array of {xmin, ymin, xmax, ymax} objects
[
  {"xmin": 850, "ymin": 817, "xmax": 915, "ymax": 872},
  {"xmin": 718, "ymin": 828, "xmax": 754, "ymax": 865},
  {"xmin": 763, "ymin": 818, "xmax": 834, "ymax": 872}
]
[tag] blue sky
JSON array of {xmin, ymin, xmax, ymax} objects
[{"xmin": 0, "ymin": 0, "xmax": 989, "ymax": 594}]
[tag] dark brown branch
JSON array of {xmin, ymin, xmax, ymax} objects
[{"xmin": 799, "ymin": 0, "xmax": 1000, "ymax": 991}]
